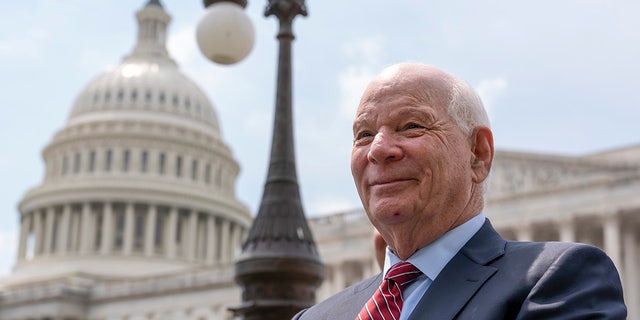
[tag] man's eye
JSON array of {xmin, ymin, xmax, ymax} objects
[
  {"xmin": 356, "ymin": 132, "xmax": 373, "ymax": 139},
  {"xmin": 354, "ymin": 131, "xmax": 374, "ymax": 144},
  {"xmin": 406, "ymin": 123, "xmax": 423, "ymax": 130}
]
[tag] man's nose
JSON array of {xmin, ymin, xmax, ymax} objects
[{"xmin": 367, "ymin": 132, "xmax": 403, "ymax": 164}]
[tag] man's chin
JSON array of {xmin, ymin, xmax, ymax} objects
[{"xmin": 368, "ymin": 203, "xmax": 410, "ymax": 225}]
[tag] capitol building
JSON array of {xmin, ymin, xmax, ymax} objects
[{"xmin": 0, "ymin": 1, "xmax": 638, "ymax": 319}]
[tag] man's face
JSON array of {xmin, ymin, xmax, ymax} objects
[{"xmin": 350, "ymin": 69, "xmax": 477, "ymax": 255}]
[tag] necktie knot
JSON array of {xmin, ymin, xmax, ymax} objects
[
  {"xmin": 385, "ymin": 261, "xmax": 421, "ymax": 287},
  {"xmin": 356, "ymin": 262, "xmax": 422, "ymax": 320}
]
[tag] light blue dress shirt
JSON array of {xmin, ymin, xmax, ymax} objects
[{"xmin": 382, "ymin": 213, "xmax": 486, "ymax": 320}]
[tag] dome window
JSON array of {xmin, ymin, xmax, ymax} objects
[
  {"xmin": 140, "ymin": 151, "xmax": 149, "ymax": 173},
  {"xmin": 158, "ymin": 153, "xmax": 166, "ymax": 175},
  {"xmin": 176, "ymin": 156, "xmax": 183, "ymax": 177},
  {"xmin": 105, "ymin": 150, "xmax": 113, "ymax": 172},
  {"xmin": 145, "ymin": 90, "xmax": 152, "ymax": 103},
  {"xmin": 89, "ymin": 151, "xmax": 96, "ymax": 172},
  {"xmin": 172, "ymin": 94, "xmax": 179, "ymax": 108},
  {"xmin": 117, "ymin": 89, "xmax": 124, "ymax": 102},
  {"xmin": 93, "ymin": 92, "xmax": 100, "ymax": 103},
  {"xmin": 131, "ymin": 90, "xmax": 138, "ymax": 102},
  {"xmin": 191, "ymin": 160, "xmax": 198, "ymax": 180},
  {"xmin": 74, "ymin": 153, "xmax": 81, "ymax": 174},
  {"xmin": 204, "ymin": 163, "xmax": 211, "ymax": 184},
  {"xmin": 159, "ymin": 92, "xmax": 166, "ymax": 105},
  {"xmin": 62, "ymin": 155, "xmax": 69, "ymax": 176},
  {"xmin": 105, "ymin": 91, "xmax": 111, "ymax": 102},
  {"xmin": 185, "ymin": 98, "xmax": 191, "ymax": 111},
  {"xmin": 122, "ymin": 150, "xmax": 130, "ymax": 172}
]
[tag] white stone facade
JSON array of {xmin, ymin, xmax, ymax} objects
[{"xmin": 0, "ymin": 1, "xmax": 638, "ymax": 320}]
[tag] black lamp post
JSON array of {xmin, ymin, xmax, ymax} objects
[{"xmin": 196, "ymin": 1, "xmax": 324, "ymax": 319}]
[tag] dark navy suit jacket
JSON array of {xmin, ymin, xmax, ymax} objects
[{"xmin": 293, "ymin": 219, "xmax": 627, "ymax": 319}]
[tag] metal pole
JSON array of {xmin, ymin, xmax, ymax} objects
[{"xmin": 230, "ymin": 1, "xmax": 324, "ymax": 319}]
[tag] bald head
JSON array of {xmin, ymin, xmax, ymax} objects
[{"xmin": 360, "ymin": 63, "xmax": 489, "ymax": 138}]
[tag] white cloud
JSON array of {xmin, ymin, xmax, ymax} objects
[
  {"xmin": 337, "ymin": 37, "xmax": 385, "ymax": 119},
  {"xmin": 0, "ymin": 26, "xmax": 47, "ymax": 59},
  {"xmin": 338, "ymin": 66, "xmax": 375, "ymax": 118},
  {"xmin": 167, "ymin": 26, "xmax": 200, "ymax": 66},
  {"xmin": 0, "ymin": 229, "xmax": 17, "ymax": 277},
  {"xmin": 475, "ymin": 77, "xmax": 508, "ymax": 119}
]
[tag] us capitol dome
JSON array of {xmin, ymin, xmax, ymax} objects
[{"xmin": 0, "ymin": 1, "xmax": 253, "ymax": 318}]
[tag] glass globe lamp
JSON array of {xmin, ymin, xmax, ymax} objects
[{"xmin": 196, "ymin": 1, "xmax": 255, "ymax": 65}]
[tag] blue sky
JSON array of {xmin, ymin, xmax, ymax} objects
[{"xmin": 1, "ymin": 0, "xmax": 639, "ymax": 276}]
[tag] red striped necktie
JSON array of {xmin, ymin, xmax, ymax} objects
[{"xmin": 356, "ymin": 261, "xmax": 422, "ymax": 320}]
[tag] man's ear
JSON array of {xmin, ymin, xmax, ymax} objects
[{"xmin": 470, "ymin": 127, "xmax": 494, "ymax": 183}]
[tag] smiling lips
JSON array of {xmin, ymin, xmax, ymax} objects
[{"xmin": 370, "ymin": 178, "xmax": 415, "ymax": 189}]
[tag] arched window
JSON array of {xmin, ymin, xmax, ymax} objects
[
  {"xmin": 140, "ymin": 150, "xmax": 149, "ymax": 173},
  {"xmin": 105, "ymin": 150, "xmax": 113, "ymax": 172},
  {"xmin": 158, "ymin": 153, "xmax": 166, "ymax": 174},
  {"xmin": 176, "ymin": 156, "xmax": 182, "ymax": 177},
  {"xmin": 89, "ymin": 150, "xmax": 96, "ymax": 172},
  {"xmin": 74, "ymin": 152, "xmax": 81, "ymax": 174},
  {"xmin": 191, "ymin": 159, "xmax": 198, "ymax": 180},
  {"xmin": 122, "ymin": 150, "xmax": 130, "ymax": 172}
]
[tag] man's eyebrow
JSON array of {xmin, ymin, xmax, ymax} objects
[{"xmin": 352, "ymin": 117, "xmax": 368, "ymax": 132}]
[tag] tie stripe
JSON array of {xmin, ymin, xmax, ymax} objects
[{"xmin": 356, "ymin": 262, "xmax": 421, "ymax": 320}]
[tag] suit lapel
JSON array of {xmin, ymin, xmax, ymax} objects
[
  {"xmin": 408, "ymin": 220, "xmax": 506, "ymax": 320},
  {"xmin": 326, "ymin": 273, "xmax": 382, "ymax": 319}
]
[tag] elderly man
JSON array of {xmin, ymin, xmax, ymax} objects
[{"xmin": 293, "ymin": 63, "xmax": 627, "ymax": 319}]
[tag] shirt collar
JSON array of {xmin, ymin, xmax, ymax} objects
[{"xmin": 383, "ymin": 212, "xmax": 486, "ymax": 280}]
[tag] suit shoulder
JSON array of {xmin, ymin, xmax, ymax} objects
[
  {"xmin": 293, "ymin": 274, "xmax": 380, "ymax": 320},
  {"xmin": 504, "ymin": 240, "xmax": 616, "ymax": 273},
  {"xmin": 506, "ymin": 240, "xmax": 607, "ymax": 256}
]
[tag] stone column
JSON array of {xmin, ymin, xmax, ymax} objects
[
  {"xmin": 145, "ymin": 204, "xmax": 157, "ymax": 257},
  {"xmin": 81, "ymin": 149, "xmax": 91, "ymax": 175},
  {"xmin": 333, "ymin": 263, "xmax": 345, "ymax": 292},
  {"xmin": 33, "ymin": 210, "xmax": 43, "ymax": 256},
  {"xmin": 130, "ymin": 147, "xmax": 140, "ymax": 175},
  {"xmin": 58, "ymin": 204, "xmax": 71, "ymax": 254},
  {"xmin": 516, "ymin": 223, "xmax": 534, "ymax": 242},
  {"xmin": 43, "ymin": 207, "xmax": 55, "ymax": 255},
  {"xmin": 17, "ymin": 212, "xmax": 31, "ymax": 261},
  {"xmin": 166, "ymin": 206, "xmax": 178, "ymax": 259},
  {"xmin": 623, "ymin": 224, "xmax": 639, "ymax": 318},
  {"xmin": 558, "ymin": 216, "xmax": 576, "ymax": 243},
  {"xmin": 124, "ymin": 202, "xmax": 135, "ymax": 255},
  {"xmin": 363, "ymin": 259, "xmax": 373, "ymax": 278},
  {"xmin": 101, "ymin": 202, "xmax": 113, "ymax": 255},
  {"xmin": 603, "ymin": 212, "xmax": 622, "ymax": 269},
  {"xmin": 166, "ymin": 152, "xmax": 175, "ymax": 177},
  {"xmin": 95, "ymin": 147, "xmax": 104, "ymax": 174},
  {"xmin": 186, "ymin": 210, "xmax": 198, "ymax": 261},
  {"xmin": 206, "ymin": 215, "xmax": 216, "ymax": 265},
  {"xmin": 219, "ymin": 219, "xmax": 230, "ymax": 263},
  {"xmin": 80, "ymin": 202, "xmax": 93, "ymax": 254},
  {"xmin": 148, "ymin": 149, "xmax": 157, "ymax": 174},
  {"xmin": 111, "ymin": 146, "xmax": 121, "ymax": 173}
]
